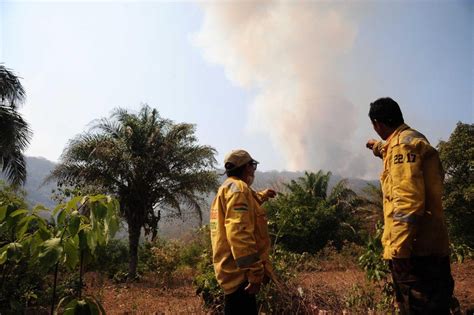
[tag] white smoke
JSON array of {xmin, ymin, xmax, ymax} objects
[{"xmin": 195, "ymin": 1, "xmax": 374, "ymax": 177}]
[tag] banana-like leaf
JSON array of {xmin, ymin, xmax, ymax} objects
[
  {"xmin": 16, "ymin": 215, "xmax": 34, "ymax": 239},
  {"xmin": 38, "ymin": 237, "xmax": 63, "ymax": 269},
  {"xmin": 92, "ymin": 202, "xmax": 107, "ymax": 220},
  {"xmin": 64, "ymin": 237, "xmax": 79, "ymax": 270},
  {"xmin": 68, "ymin": 212, "xmax": 81, "ymax": 237}
]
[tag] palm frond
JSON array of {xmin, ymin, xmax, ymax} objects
[
  {"xmin": 0, "ymin": 65, "xmax": 25, "ymax": 109},
  {"xmin": 0, "ymin": 105, "xmax": 31, "ymax": 185}
]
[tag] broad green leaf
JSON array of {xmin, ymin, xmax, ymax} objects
[
  {"xmin": 0, "ymin": 205, "xmax": 7, "ymax": 221},
  {"xmin": 78, "ymin": 300, "xmax": 92, "ymax": 315},
  {"xmin": 62, "ymin": 299, "xmax": 78, "ymax": 315},
  {"xmin": 38, "ymin": 237, "xmax": 63, "ymax": 269},
  {"xmin": 64, "ymin": 238, "xmax": 79, "ymax": 270},
  {"xmin": 88, "ymin": 195, "xmax": 106, "ymax": 203},
  {"xmin": 66, "ymin": 196, "xmax": 84, "ymax": 212},
  {"xmin": 0, "ymin": 250, "xmax": 7, "ymax": 264},
  {"xmin": 107, "ymin": 216, "xmax": 120, "ymax": 240},
  {"xmin": 37, "ymin": 226, "xmax": 52, "ymax": 241},
  {"xmin": 6, "ymin": 242, "xmax": 23, "ymax": 262},
  {"xmin": 85, "ymin": 297, "xmax": 101, "ymax": 315},
  {"xmin": 16, "ymin": 216, "xmax": 34, "ymax": 239},
  {"xmin": 86, "ymin": 230, "xmax": 97, "ymax": 253},
  {"xmin": 90, "ymin": 296, "xmax": 106, "ymax": 315},
  {"xmin": 78, "ymin": 230, "xmax": 90, "ymax": 251},
  {"xmin": 10, "ymin": 209, "xmax": 29, "ymax": 217},
  {"xmin": 68, "ymin": 213, "xmax": 81, "ymax": 237},
  {"xmin": 57, "ymin": 208, "xmax": 67, "ymax": 226},
  {"xmin": 29, "ymin": 233, "xmax": 44, "ymax": 258},
  {"xmin": 53, "ymin": 204, "xmax": 64, "ymax": 217},
  {"xmin": 33, "ymin": 204, "xmax": 50, "ymax": 214},
  {"xmin": 92, "ymin": 202, "xmax": 107, "ymax": 220}
]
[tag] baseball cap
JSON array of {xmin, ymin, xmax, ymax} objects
[{"xmin": 224, "ymin": 149, "xmax": 259, "ymax": 170}]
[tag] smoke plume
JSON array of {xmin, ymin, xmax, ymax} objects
[{"xmin": 195, "ymin": 2, "xmax": 373, "ymax": 177}]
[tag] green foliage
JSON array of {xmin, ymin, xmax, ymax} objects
[
  {"xmin": 450, "ymin": 242, "xmax": 474, "ymax": 263},
  {"xmin": 358, "ymin": 222, "xmax": 389, "ymax": 282},
  {"xmin": 438, "ymin": 122, "xmax": 474, "ymax": 247},
  {"xmin": 58, "ymin": 295, "xmax": 105, "ymax": 315},
  {"xmin": 344, "ymin": 283, "xmax": 377, "ymax": 312},
  {"xmin": 358, "ymin": 222, "xmax": 394, "ymax": 311},
  {"xmin": 50, "ymin": 105, "xmax": 218, "ymax": 277},
  {"xmin": 266, "ymin": 171, "xmax": 362, "ymax": 253},
  {"xmin": 0, "ymin": 182, "xmax": 120, "ymax": 313},
  {"xmin": 89, "ymin": 239, "xmax": 129, "ymax": 279},
  {"xmin": 140, "ymin": 239, "xmax": 182, "ymax": 281},
  {"xmin": 0, "ymin": 184, "xmax": 50, "ymax": 312},
  {"xmin": 193, "ymin": 226, "xmax": 224, "ymax": 313},
  {"xmin": 193, "ymin": 230, "xmax": 318, "ymax": 314},
  {"xmin": 0, "ymin": 65, "xmax": 31, "ymax": 186}
]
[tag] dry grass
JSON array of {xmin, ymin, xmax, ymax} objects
[{"xmin": 85, "ymin": 259, "xmax": 474, "ymax": 314}]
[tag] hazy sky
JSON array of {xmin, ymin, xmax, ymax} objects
[{"xmin": 1, "ymin": 0, "xmax": 472, "ymax": 179}]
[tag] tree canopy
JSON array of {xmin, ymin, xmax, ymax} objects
[
  {"xmin": 438, "ymin": 122, "xmax": 474, "ymax": 247},
  {"xmin": 50, "ymin": 105, "xmax": 218, "ymax": 276}
]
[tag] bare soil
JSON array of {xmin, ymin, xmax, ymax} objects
[{"xmin": 87, "ymin": 259, "xmax": 474, "ymax": 314}]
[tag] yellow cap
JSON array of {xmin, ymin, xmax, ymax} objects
[{"xmin": 224, "ymin": 149, "xmax": 258, "ymax": 170}]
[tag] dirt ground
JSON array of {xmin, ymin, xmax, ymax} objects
[{"xmin": 88, "ymin": 259, "xmax": 474, "ymax": 314}]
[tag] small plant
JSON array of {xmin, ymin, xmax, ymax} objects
[
  {"xmin": 450, "ymin": 242, "xmax": 474, "ymax": 263},
  {"xmin": 344, "ymin": 283, "xmax": 376, "ymax": 312},
  {"xmin": 193, "ymin": 226, "xmax": 224, "ymax": 314},
  {"xmin": 0, "ymin": 191, "xmax": 120, "ymax": 314},
  {"xmin": 358, "ymin": 221, "xmax": 394, "ymax": 312}
]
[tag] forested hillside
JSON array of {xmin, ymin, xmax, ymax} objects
[{"xmin": 15, "ymin": 157, "xmax": 378, "ymax": 238}]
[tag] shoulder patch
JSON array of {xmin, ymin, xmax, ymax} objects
[
  {"xmin": 228, "ymin": 182, "xmax": 242, "ymax": 193},
  {"xmin": 401, "ymin": 136, "xmax": 413, "ymax": 145},
  {"xmin": 401, "ymin": 129, "xmax": 428, "ymax": 144}
]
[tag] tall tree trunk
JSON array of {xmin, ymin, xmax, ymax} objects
[{"xmin": 128, "ymin": 220, "xmax": 141, "ymax": 279}]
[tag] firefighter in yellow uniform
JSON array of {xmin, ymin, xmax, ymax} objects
[
  {"xmin": 366, "ymin": 97, "xmax": 457, "ymax": 314},
  {"xmin": 210, "ymin": 149, "xmax": 276, "ymax": 315}
]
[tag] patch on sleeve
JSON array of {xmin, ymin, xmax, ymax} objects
[
  {"xmin": 393, "ymin": 212, "xmax": 419, "ymax": 223},
  {"xmin": 232, "ymin": 203, "xmax": 248, "ymax": 211},
  {"xmin": 228, "ymin": 182, "xmax": 242, "ymax": 193},
  {"xmin": 401, "ymin": 136, "xmax": 413, "ymax": 145}
]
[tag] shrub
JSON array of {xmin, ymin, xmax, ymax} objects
[
  {"xmin": 265, "ymin": 171, "xmax": 363, "ymax": 253},
  {"xmin": 89, "ymin": 239, "xmax": 129, "ymax": 278},
  {"xmin": 0, "ymin": 189, "xmax": 120, "ymax": 314}
]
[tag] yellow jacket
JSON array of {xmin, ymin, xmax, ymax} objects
[
  {"xmin": 372, "ymin": 124, "xmax": 450, "ymax": 259},
  {"xmin": 210, "ymin": 176, "xmax": 274, "ymax": 294}
]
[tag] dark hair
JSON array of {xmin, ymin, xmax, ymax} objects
[
  {"xmin": 225, "ymin": 163, "xmax": 247, "ymax": 178},
  {"xmin": 369, "ymin": 97, "xmax": 404, "ymax": 127}
]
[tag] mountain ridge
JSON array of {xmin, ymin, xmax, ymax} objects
[{"xmin": 3, "ymin": 156, "xmax": 378, "ymax": 238}]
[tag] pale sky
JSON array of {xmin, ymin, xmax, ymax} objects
[{"xmin": 1, "ymin": 0, "xmax": 473, "ymax": 179}]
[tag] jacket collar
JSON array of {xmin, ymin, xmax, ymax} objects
[{"xmin": 384, "ymin": 123, "xmax": 410, "ymax": 148}]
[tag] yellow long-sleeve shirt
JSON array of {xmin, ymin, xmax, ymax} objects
[
  {"xmin": 372, "ymin": 124, "xmax": 450, "ymax": 259},
  {"xmin": 210, "ymin": 177, "xmax": 274, "ymax": 294}
]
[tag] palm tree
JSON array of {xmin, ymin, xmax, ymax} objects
[
  {"xmin": 267, "ymin": 171, "xmax": 363, "ymax": 252},
  {"xmin": 359, "ymin": 183, "xmax": 384, "ymax": 234},
  {"xmin": 49, "ymin": 105, "xmax": 218, "ymax": 277},
  {"xmin": 0, "ymin": 65, "xmax": 31, "ymax": 186}
]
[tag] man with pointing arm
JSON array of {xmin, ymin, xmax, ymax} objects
[{"xmin": 366, "ymin": 97, "xmax": 456, "ymax": 314}]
